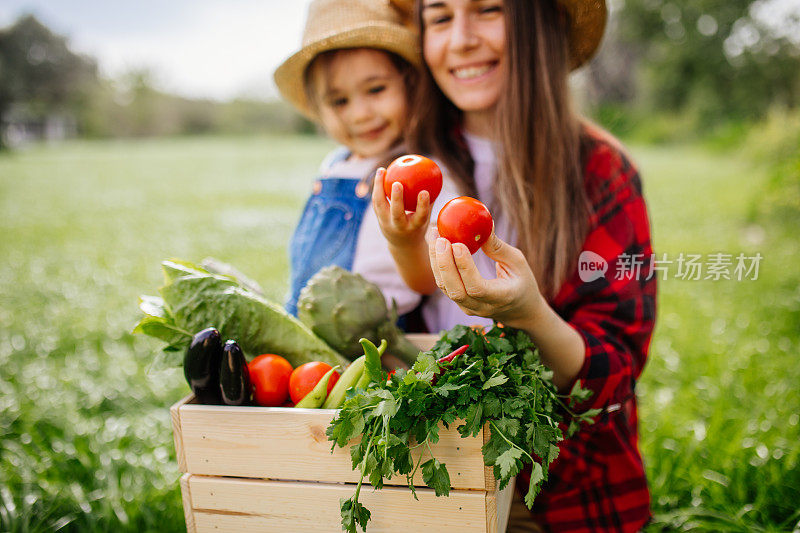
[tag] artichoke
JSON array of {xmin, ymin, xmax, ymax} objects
[{"xmin": 297, "ymin": 266, "xmax": 421, "ymax": 365}]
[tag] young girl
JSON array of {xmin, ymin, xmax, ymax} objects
[
  {"xmin": 372, "ymin": 0, "xmax": 656, "ymax": 530},
  {"xmin": 274, "ymin": 0, "xmax": 455, "ymax": 325}
]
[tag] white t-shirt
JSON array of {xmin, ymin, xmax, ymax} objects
[
  {"xmin": 421, "ymin": 132, "xmax": 514, "ymax": 334},
  {"xmin": 321, "ymin": 148, "xmax": 458, "ymax": 316}
]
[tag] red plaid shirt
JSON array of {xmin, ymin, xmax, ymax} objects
[{"xmin": 519, "ymin": 126, "xmax": 656, "ymax": 532}]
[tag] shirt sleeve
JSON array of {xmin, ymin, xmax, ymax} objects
[{"xmin": 554, "ymin": 147, "xmax": 656, "ymax": 414}]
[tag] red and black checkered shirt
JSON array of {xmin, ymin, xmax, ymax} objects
[{"xmin": 519, "ymin": 125, "xmax": 656, "ymax": 532}]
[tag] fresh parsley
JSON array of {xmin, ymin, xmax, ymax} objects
[{"xmin": 326, "ymin": 323, "xmax": 597, "ymax": 533}]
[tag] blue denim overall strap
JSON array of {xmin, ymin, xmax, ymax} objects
[{"xmin": 285, "ymin": 177, "xmax": 371, "ymax": 316}]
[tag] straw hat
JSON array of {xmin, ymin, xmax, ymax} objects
[
  {"xmin": 560, "ymin": 0, "xmax": 607, "ymax": 68},
  {"xmin": 389, "ymin": 0, "xmax": 606, "ymax": 69},
  {"xmin": 274, "ymin": 0, "xmax": 420, "ymax": 119}
]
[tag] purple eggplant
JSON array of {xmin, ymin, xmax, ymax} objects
[
  {"xmin": 183, "ymin": 327, "xmax": 223, "ymax": 404},
  {"xmin": 220, "ymin": 340, "xmax": 251, "ymax": 406}
]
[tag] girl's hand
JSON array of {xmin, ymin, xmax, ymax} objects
[
  {"xmin": 428, "ymin": 229, "xmax": 547, "ymax": 330},
  {"xmin": 372, "ymin": 167, "xmax": 431, "ymax": 248}
]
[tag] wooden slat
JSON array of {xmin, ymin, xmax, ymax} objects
[
  {"xmin": 178, "ymin": 404, "xmax": 487, "ymax": 489},
  {"xmin": 496, "ymin": 477, "xmax": 516, "ymax": 533},
  {"xmin": 179, "ymin": 473, "xmax": 196, "ymax": 533},
  {"xmin": 188, "ymin": 475, "xmax": 488, "ymax": 533},
  {"xmin": 405, "ymin": 333, "xmax": 438, "ymax": 352},
  {"xmin": 170, "ymin": 395, "xmax": 190, "ymax": 472},
  {"xmin": 482, "ymin": 424, "xmax": 497, "ymax": 492}
]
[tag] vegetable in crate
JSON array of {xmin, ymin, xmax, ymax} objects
[
  {"xmin": 289, "ymin": 362, "xmax": 340, "ymax": 405},
  {"xmin": 248, "ymin": 354, "xmax": 294, "ymax": 407},
  {"xmin": 297, "ymin": 266, "xmax": 421, "ymax": 365},
  {"xmin": 133, "ymin": 259, "xmax": 348, "ymax": 369},
  {"xmin": 294, "ymin": 365, "xmax": 341, "ymax": 408},
  {"xmin": 326, "ymin": 323, "xmax": 600, "ymax": 533},
  {"xmin": 183, "ymin": 327, "xmax": 224, "ymax": 404},
  {"xmin": 220, "ymin": 340, "xmax": 251, "ymax": 406}
]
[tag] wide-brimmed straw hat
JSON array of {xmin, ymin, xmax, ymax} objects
[
  {"xmin": 559, "ymin": 0, "xmax": 607, "ymax": 68},
  {"xmin": 274, "ymin": 0, "xmax": 420, "ymax": 119},
  {"xmin": 390, "ymin": 0, "xmax": 607, "ymax": 69}
]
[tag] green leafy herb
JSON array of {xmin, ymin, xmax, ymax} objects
[{"xmin": 327, "ymin": 323, "xmax": 598, "ymax": 532}]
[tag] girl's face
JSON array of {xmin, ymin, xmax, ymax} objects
[
  {"xmin": 312, "ymin": 49, "xmax": 408, "ymax": 159},
  {"xmin": 422, "ymin": 0, "xmax": 506, "ymax": 133}
]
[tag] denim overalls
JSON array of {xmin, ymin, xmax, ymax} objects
[{"xmin": 285, "ymin": 150, "xmax": 372, "ymax": 316}]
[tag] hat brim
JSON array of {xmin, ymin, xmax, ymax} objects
[
  {"xmin": 562, "ymin": 0, "xmax": 607, "ymax": 69},
  {"xmin": 274, "ymin": 23, "xmax": 420, "ymax": 120}
]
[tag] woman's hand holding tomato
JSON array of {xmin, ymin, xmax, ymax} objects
[
  {"xmin": 289, "ymin": 361, "xmax": 340, "ymax": 404},
  {"xmin": 428, "ymin": 228, "xmax": 547, "ymax": 332},
  {"xmin": 437, "ymin": 196, "xmax": 493, "ymax": 254},
  {"xmin": 248, "ymin": 354, "xmax": 294, "ymax": 407}
]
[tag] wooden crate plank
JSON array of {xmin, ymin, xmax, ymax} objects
[
  {"xmin": 179, "ymin": 473, "xmax": 196, "ymax": 533},
  {"xmin": 406, "ymin": 333, "xmax": 438, "ymax": 352},
  {"xmin": 496, "ymin": 478, "xmax": 515, "ymax": 533},
  {"xmin": 188, "ymin": 475, "xmax": 487, "ymax": 533},
  {"xmin": 178, "ymin": 404, "xmax": 487, "ymax": 490},
  {"xmin": 170, "ymin": 395, "xmax": 190, "ymax": 472}
]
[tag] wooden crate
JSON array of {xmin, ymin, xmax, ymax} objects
[{"xmin": 171, "ymin": 334, "xmax": 515, "ymax": 532}]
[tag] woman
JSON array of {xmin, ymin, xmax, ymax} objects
[{"xmin": 372, "ymin": 0, "xmax": 656, "ymax": 530}]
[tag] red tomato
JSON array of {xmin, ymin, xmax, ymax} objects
[
  {"xmin": 384, "ymin": 154, "xmax": 443, "ymax": 212},
  {"xmin": 289, "ymin": 362, "xmax": 341, "ymax": 404},
  {"xmin": 437, "ymin": 196, "xmax": 494, "ymax": 254},
  {"xmin": 248, "ymin": 354, "xmax": 293, "ymax": 407}
]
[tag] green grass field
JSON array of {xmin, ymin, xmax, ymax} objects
[{"xmin": 1, "ymin": 135, "xmax": 798, "ymax": 532}]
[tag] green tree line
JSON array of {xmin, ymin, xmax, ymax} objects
[
  {"xmin": 2, "ymin": 5, "xmax": 799, "ymax": 147},
  {"xmin": 0, "ymin": 15, "xmax": 313, "ymax": 148}
]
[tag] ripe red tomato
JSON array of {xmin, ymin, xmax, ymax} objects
[
  {"xmin": 248, "ymin": 354, "xmax": 293, "ymax": 407},
  {"xmin": 437, "ymin": 196, "xmax": 494, "ymax": 254},
  {"xmin": 289, "ymin": 362, "xmax": 340, "ymax": 404},
  {"xmin": 384, "ymin": 154, "xmax": 443, "ymax": 212}
]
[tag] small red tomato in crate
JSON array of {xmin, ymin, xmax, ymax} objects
[
  {"xmin": 289, "ymin": 362, "xmax": 341, "ymax": 405},
  {"xmin": 384, "ymin": 154, "xmax": 443, "ymax": 212},
  {"xmin": 248, "ymin": 354, "xmax": 293, "ymax": 407},
  {"xmin": 437, "ymin": 196, "xmax": 494, "ymax": 254}
]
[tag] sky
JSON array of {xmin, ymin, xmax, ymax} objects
[
  {"xmin": 2, "ymin": 0, "xmax": 798, "ymax": 102},
  {"xmin": 0, "ymin": 0, "xmax": 315, "ymax": 101}
]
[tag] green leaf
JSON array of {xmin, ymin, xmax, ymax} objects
[
  {"xmin": 578, "ymin": 408, "xmax": 602, "ymax": 423},
  {"xmin": 138, "ymin": 294, "xmax": 169, "ymax": 318},
  {"xmin": 496, "ymin": 447, "xmax": 524, "ymax": 478},
  {"xmin": 373, "ymin": 395, "xmax": 398, "ymax": 423},
  {"xmin": 524, "ymin": 462, "xmax": 545, "ymax": 508},
  {"xmin": 411, "ymin": 352, "xmax": 438, "ymax": 382},
  {"xmin": 486, "ymin": 335, "xmax": 514, "ymax": 354},
  {"xmin": 482, "ymin": 371, "xmax": 508, "ymax": 390},
  {"xmin": 434, "ymin": 382, "xmax": 465, "ymax": 397},
  {"xmin": 568, "ymin": 419, "xmax": 580, "ymax": 437},
  {"xmin": 568, "ymin": 380, "xmax": 593, "ymax": 406},
  {"xmin": 132, "ymin": 313, "xmax": 189, "ymax": 347},
  {"xmin": 459, "ymin": 402, "xmax": 483, "ymax": 437},
  {"xmin": 532, "ymin": 425, "xmax": 558, "ymax": 459},
  {"xmin": 493, "ymin": 417, "xmax": 520, "ymax": 438},
  {"xmin": 482, "ymin": 394, "xmax": 502, "ymax": 417},
  {"xmin": 340, "ymin": 497, "xmax": 371, "ymax": 533},
  {"xmin": 421, "ymin": 458, "xmax": 451, "ymax": 497}
]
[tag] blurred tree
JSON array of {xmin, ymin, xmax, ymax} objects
[
  {"xmin": 0, "ymin": 14, "xmax": 98, "ymax": 148},
  {"xmin": 609, "ymin": 0, "xmax": 800, "ymax": 125}
]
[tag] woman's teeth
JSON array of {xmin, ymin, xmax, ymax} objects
[{"xmin": 453, "ymin": 64, "xmax": 492, "ymax": 80}]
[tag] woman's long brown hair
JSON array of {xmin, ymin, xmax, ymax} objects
[{"xmin": 409, "ymin": 0, "xmax": 591, "ymax": 300}]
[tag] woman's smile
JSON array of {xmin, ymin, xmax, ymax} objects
[{"xmin": 450, "ymin": 60, "xmax": 499, "ymax": 82}]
